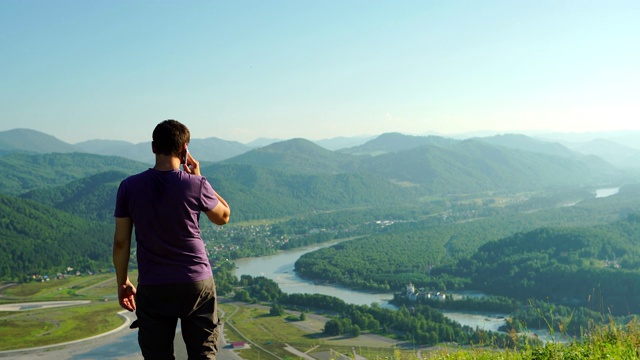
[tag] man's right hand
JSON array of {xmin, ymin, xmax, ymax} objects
[
  {"xmin": 183, "ymin": 151, "xmax": 200, "ymax": 176},
  {"xmin": 118, "ymin": 280, "xmax": 137, "ymax": 311}
]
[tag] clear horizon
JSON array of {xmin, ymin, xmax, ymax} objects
[{"xmin": 1, "ymin": 1, "xmax": 638, "ymax": 144}]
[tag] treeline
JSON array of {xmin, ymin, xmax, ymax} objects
[
  {"xmin": 227, "ymin": 273, "xmax": 520, "ymax": 348},
  {"xmin": 505, "ymin": 299, "xmax": 636, "ymax": 337},
  {"xmin": 393, "ymin": 292, "xmax": 627, "ymax": 338},
  {"xmin": 403, "ymin": 294, "xmax": 522, "ymax": 314}
]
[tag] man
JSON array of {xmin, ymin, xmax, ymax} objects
[{"xmin": 113, "ymin": 119, "xmax": 230, "ymax": 359}]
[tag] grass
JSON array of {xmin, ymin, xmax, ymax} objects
[
  {"xmin": 219, "ymin": 302, "xmax": 403, "ymax": 359},
  {"xmin": 366, "ymin": 318, "xmax": 640, "ymax": 360},
  {"xmin": 3, "ymin": 273, "xmax": 116, "ymax": 299},
  {"xmin": 0, "ymin": 272, "xmax": 134, "ymax": 351},
  {"xmin": 0, "ymin": 301, "xmax": 123, "ymax": 350}
]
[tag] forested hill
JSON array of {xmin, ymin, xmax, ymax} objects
[
  {"xmin": 474, "ymin": 133, "xmax": 576, "ymax": 158},
  {"xmin": 293, "ymin": 184, "xmax": 640, "ymax": 299},
  {"xmin": 352, "ymin": 139, "xmax": 617, "ymax": 193},
  {"xmin": 0, "ymin": 153, "xmax": 147, "ymax": 195},
  {"xmin": 338, "ymin": 132, "xmax": 457, "ymax": 156},
  {"xmin": 0, "ymin": 128, "xmax": 80, "ymax": 154},
  {"xmin": 455, "ymin": 213, "xmax": 640, "ymax": 314},
  {"xmin": 199, "ymin": 163, "xmax": 421, "ymax": 221},
  {"xmin": 20, "ymin": 170, "xmax": 129, "ymax": 222},
  {"xmin": 222, "ymin": 136, "xmax": 623, "ymax": 194},
  {"xmin": 220, "ymin": 138, "xmax": 350, "ymax": 174},
  {"xmin": 0, "ymin": 193, "xmax": 112, "ymax": 280}
]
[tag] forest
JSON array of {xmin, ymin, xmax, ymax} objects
[
  {"xmin": 226, "ymin": 272, "xmax": 520, "ymax": 347},
  {"xmin": 293, "ymin": 188, "xmax": 640, "ymax": 316}
]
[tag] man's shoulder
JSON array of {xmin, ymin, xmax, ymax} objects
[{"xmin": 121, "ymin": 169, "xmax": 152, "ymax": 184}]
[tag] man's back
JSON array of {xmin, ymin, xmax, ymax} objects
[{"xmin": 115, "ymin": 168, "xmax": 220, "ymax": 285}]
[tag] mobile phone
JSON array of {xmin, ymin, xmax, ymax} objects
[{"xmin": 181, "ymin": 147, "xmax": 189, "ymax": 164}]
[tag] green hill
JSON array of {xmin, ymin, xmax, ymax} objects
[
  {"xmin": 0, "ymin": 193, "xmax": 113, "ymax": 280},
  {"xmin": 20, "ymin": 170, "xmax": 128, "ymax": 222},
  {"xmin": 0, "ymin": 153, "xmax": 147, "ymax": 195},
  {"xmin": 222, "ymin": 138, "xmax": 351, "ymax": 174},
  {"xmin": 201, "ymin": 163, "xmax": 420, "ymax": 221},
  {"xmin": 461, "ymin": 213, "xmax": 640, "ymax": 314},
  {"xmin": 338, "ymin": 132, "xmax": 456, "ymax": 156},
  {"xmin": 224, "ymin": 134, "xmax": 622, "ymax": 195},
  {"xmin": 293, "ymin": 184, "xmax": 640, "ymax": 294},
  {"xmin": 476, "ymin": 133, "xmax": 577, "ymax": 158},
  {"xmin": 356, "ymin": 139, "xmax": 618, "ymax": 193},
  {"xmin": 0, "ymin": 128, "xmax": 79, "ymax": 154}
]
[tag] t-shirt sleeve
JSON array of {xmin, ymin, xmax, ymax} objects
[
  {"xmin": 114, "ymin": 181, "xmax": 130, "ymax": 218},
  {"xmin": 199, "ymin": 177, "xmax": 220, "ymax": 212}
]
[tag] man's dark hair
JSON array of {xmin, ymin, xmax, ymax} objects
[{"xmin": 152, "ymin": 120, "xmax": 190, "ymax": 157}]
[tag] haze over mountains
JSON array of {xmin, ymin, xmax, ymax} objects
[
  {"xmin": 2, "ymin": 128, "xmax": 640, "ymax": 168},
  {"xmin": 0, "ymin": 128, "xmax": 639, "ymax": 202},
  {"xmin": 1, "ymin": 127, "xmax": 639, "ymax": 210}
]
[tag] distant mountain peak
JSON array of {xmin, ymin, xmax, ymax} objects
[
  {"xmin": 340, "ymin": 132, "xmax": 456, "ymax": 156},
  {"xmin": 223, "ymin": 138, "xmax": 346, "ymax": 174},
  {"xmin": 476, "ymin": 133, "xmax": 575, "ymax": 158},
  {"xmin": 0, "ymin": 128, "xmax": 79, "ymax": 153},
  {"xmin": 262, "ymin": 138, "xmax": 332, "ymax": 154}
]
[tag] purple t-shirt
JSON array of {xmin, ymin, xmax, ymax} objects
[{"xmin": 114, "ymin": 169, "xmax": 220, "ymax": 285}]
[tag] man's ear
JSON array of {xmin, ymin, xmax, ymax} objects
[{"xmin": 151, "ymin": 141, "xmax": 157, "ymax": 154}]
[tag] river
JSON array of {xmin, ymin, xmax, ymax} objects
[
  {"xmin": 233, "ymin": 242, "xmax": 508, "ymax": 332},
  {"xmin": 233, "ymin": 242, "xmax": 397, "ymax": 309}
]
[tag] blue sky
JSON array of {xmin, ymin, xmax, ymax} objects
[{"xmin": 1, "ymin": 1, "xmax": 638, "ymax": 144}]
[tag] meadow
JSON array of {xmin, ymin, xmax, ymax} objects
[{"xmin": 0, "ymin": 273, "xmax": 123, "ymax": 351}]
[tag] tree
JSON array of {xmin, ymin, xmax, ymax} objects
[
  {"xmin": 351, "ymin": 324, "xmax": 361, "ymax": 337},
  {"xmin": 324, "ymin": 319, "xmax": 343, "ymax": 336},
  {"xmin": 270, "ymin": 304, "xmax": 284, "ymax": 316}
]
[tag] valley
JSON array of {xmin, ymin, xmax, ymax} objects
[{"xmin": 2, "ymin": 129, "xmax": 640, "ymax": 356}]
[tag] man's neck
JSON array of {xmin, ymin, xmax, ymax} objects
[{"xmin": 153, "ymin": 154, "xmax": 181, "ymax": 171}]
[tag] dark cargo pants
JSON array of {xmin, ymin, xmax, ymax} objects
[{"xmin": 135, "ymin": 276, "xmax": 219, "ymax": 360}]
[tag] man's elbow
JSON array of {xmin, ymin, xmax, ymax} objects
[
  {"xmin": 215, "ymin": 210, "xmax": 231, "ymax": 225},
  {"xmin": 113, "ymin": 236, "xmax": 130, "ymax": 251},
  {"xmin": 207, "ymin": 207, "xmax": 230, "ymax": 226}
]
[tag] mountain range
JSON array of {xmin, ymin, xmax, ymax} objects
[
  {"xmin": 1, "ymin": 127, "xmax": 639, "ymax": 280},
  {"xmin": 0, "ymin": 127, "xmax": 636, "ymax": 219},
  {"xmin": 1, "ymin": 127, "xmax": 637, "ymax": 196},
  {"xmin": 2, "ymin": 128, "xmax": 640, "ymax": 168}
]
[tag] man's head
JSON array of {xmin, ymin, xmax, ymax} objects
[{"xmin": 152, "ymin": 120, "xmax": 190, "ymax": 157}]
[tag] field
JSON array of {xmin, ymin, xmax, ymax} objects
[
  {"xmin": 0, "ymin": 274, "xmax": 124, "ymax": 351},
  {"xmin": 219, "ymin": 301, "xmax": 410, "ymax": 359}
]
